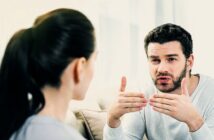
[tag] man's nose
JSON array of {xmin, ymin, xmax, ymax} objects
[{"xmin": 157, "ymin": 61, "xmax": 169, "ymax": 73}]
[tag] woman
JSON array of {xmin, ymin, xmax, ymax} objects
[{"xmin": 0, "ymin": 8, "xmax": 96, "ymax": 140}]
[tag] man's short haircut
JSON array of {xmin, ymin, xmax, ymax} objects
[{"xmin": 144, "ymin": 23, "xmax": 193, "ymax": 59}]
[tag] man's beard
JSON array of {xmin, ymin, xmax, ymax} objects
[{"xmin": 153, "ymin": 65, "xmax": 187, "ymax": 93}]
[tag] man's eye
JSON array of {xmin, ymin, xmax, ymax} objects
[
  {"xmin": 151, "ymin": 59, "xmax": 160, "ymax": 64},
  {"xmin": 168, "ymin": 58, "xmax": 176, "ymax": 62}
]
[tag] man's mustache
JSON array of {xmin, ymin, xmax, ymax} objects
[{"xmin": 156, "ymin": 72, "xmax": 173, "ymax": 77}]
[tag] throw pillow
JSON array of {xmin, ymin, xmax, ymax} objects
[{"xmin": 77, "ymin": 109, "xmax": 107, "ymax": 140}]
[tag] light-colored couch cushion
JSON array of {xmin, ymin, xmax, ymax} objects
[
  {"xmin": 75, "ymin": 109, "xmax": 147, "ymax": 140},
  {"xmin": 65, "ymin": 92, "xmax": 148, "ymax": 140},
  {"xmin": 76, "ymin": 110, "xmax": 107, "ymax": 140}
]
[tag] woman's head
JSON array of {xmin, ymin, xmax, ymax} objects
[
  {"xmin": 31, "ymin": 8, "xmax": 95, "ymax": 90},
  {"xmin": 30, "ymin": 8, "xmax": 96, "ymax": 100},
  {"xmin": 0, "ymin": 8, "xmax": 95, "ymax": 139}
]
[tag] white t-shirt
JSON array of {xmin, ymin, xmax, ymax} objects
[
  {"xmin": 10, "ymin": 115, "xmax": 86, "ymax": 140},
  {"xmin": 104, "ymin": 74, "xmax": 214, "ymax": 140}
]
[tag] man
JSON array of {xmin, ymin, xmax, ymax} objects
[{"xmin": 103, "ymin": 23, "xmax": 214, "ymax": 140}]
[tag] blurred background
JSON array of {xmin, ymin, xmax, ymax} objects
[{"xmin": 1, "ymin": 0, "xmax": 214, "ymax": 109}]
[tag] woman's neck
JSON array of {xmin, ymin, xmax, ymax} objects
[{"xmin": 38, "ymin": 86, "xmax": 71, "ymax": 122}]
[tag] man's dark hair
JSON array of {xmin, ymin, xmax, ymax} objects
[{"xmin": 144, "ymin": 23, "xmax": 193, "ymax": 58}]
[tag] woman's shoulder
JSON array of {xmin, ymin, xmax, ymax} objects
[{"xmin": 10, "ymin": 115, "xmax": 85, "ymax": 140}]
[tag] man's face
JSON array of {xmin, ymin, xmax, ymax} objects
[{"xmin": 147, "ymin": 41, "xmax": 189, "ymax": 93}]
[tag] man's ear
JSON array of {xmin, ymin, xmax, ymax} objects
[
  {"xmin": 73, "ymin": 57, "xmax": 86, "ymax": 84},
  {"xmin": 187, "ymin": 54, "xmax": 194, "ymax": 71}
]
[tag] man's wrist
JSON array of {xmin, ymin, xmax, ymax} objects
[
  {"xmin": 108, "ymin": 116, "xmax": 121, "ymax": 128},
  {"xmin": 187, "ymin": 115, "xmax": 204, "ymax": 132}
]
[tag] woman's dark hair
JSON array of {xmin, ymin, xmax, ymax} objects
[
  {"xmin": 144, "ymin": 23, "xmax": 193, "ymax": 59},
  {"xmin": 0, "ymin": 8, "xmax": 95, "ymax": 139}
]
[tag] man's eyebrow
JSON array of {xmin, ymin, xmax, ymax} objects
[
  {"xmin": 148, "ymin": 54, "xmax": 179, "ymax": 59},
  {"xmin": 166, "ymin": 54, "xmax": 179, "ymax": 57},
  {"xmin": 148, "ymin": 55, "xmax": 159, "ymax": 59}
]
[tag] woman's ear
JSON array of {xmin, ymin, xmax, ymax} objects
[{"xmin": 73, "ymin": 57, "xmax": 86, "ymax": 84}]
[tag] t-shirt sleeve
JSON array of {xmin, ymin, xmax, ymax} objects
[
  {"xmin": 191, "ymin": 123, "xmax": 214, "ymax": 140},
  {"xmin": 191, "ymin": 99, "xmax": 214, "ymax": 140}
]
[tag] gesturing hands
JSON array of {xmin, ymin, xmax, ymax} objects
[
  {"xmin": 149, "ymin": 78, "xmax": 204, "ymax": 131},
  {"xmin": 107, "ymin": 76, "xmax": 147, "ymax": 128},
  {"xmin": 107, "ymin": 77, "xmax": 204, "ymax": 131}
]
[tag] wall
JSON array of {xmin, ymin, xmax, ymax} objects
[{"xmin": 1, "ymin": 0, "xmax": 214, "ymax": 109}]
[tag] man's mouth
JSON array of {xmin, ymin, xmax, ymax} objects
[{"xmin": 157, "ymin": 76, "xmax": 171, "ymax": 83}]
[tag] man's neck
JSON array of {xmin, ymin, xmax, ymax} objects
[{"xmin": 188, "ymin": 74, "xmax": 200, "ymax": 96}]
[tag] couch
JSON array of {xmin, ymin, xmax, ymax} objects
[
  {"xmin": 66, "ymin": 89, "xmax": 147, "ymax": 140},
  {"xmin": 65, "ymin": 99, "xmax": 148, "ymax": 140}
]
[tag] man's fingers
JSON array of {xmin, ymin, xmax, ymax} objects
[
  {"xmin": 120, "ymin": 102, "xmax": 147, "ymax": 108},
  {"xmin": 118, "ymin": 96, "xmax": 147, "ymax": 103},
  {"xmin": 150, "ymin": 102, "xmax": 174, "ymax": 111},
  {"xmin": 123, "ymin": 103, "xmax": 147, "ymax": 113},
  {"xmin": 120, "ymin": 76, "xmax": 127, "ymax": 92},
  {"xmin": 120, "ymin": 92, "xmax": 145, "ymax": 98},
  {"xmin": 150, "ymin": 97, "xmax": 175, "ymax": 105},
  {"xmin": 152, "ymin": 106, "xmax": 171, "ymax": 115},
  {"xmin": 125, "ymin": 107, "xmax": 143, "ymax": 113}
]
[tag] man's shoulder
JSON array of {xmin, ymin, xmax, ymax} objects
[
  {"xmin": 199, "ymin": 74, "xmax": 214, "ymax": 88},
  {"xmin": 197, "ymin": 74, "xmax": 214, "ymax": 101}
]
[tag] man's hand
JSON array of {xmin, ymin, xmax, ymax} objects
[
  {"xmin": 107, "ymin": 76, "xmax": 147, "ymax": 128},
  {"xmin": 150, "ymin": 78, "xmax": 204, "ymax": 131}
]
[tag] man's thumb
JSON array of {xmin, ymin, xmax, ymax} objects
[
  {"xmin": 181, "ymin": 78, "xmax": 188, "ymax": 96},
  {"xmin": 120, "ymin": 76, "xmax": 127, "ymax": 92}
]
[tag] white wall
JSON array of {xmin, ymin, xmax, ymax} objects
[
  {"xmin": 0, "ymin": 0, "xmax": 100, "ymax": 58},
  {"xmin": 156, "ymin": 0, "xmax": 214, "ymax": 77},
  {"xmin": 1, "ymin": 0, "xmax": 214, "ymax": 109}
]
